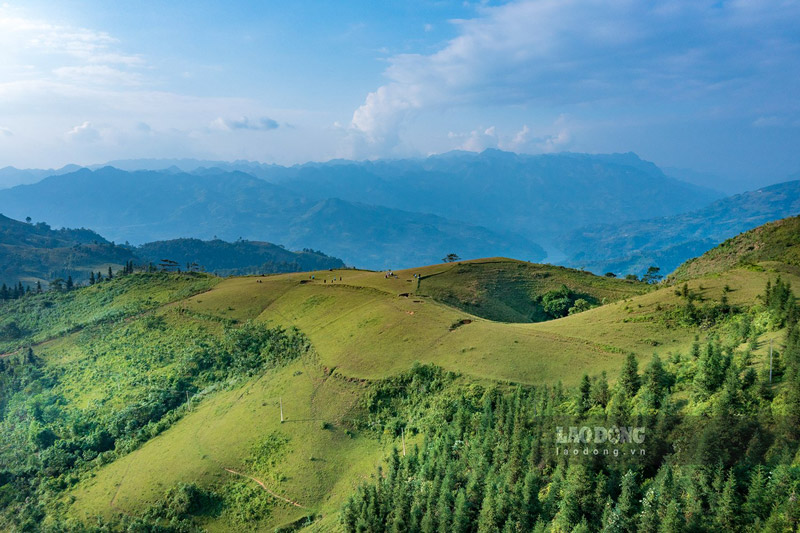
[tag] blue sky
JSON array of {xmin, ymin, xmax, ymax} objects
[{"xmin": 1, "ymin": 0, "xmax": 799, "ymax": 190}]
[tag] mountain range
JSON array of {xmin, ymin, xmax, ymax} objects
[
  {"xmin": 563, "ymin": 178, "xmax": 800, "ymax": 275},
  {"xmin": 1, "ymin": 150, "xmax": 798, "ymax": 273}
]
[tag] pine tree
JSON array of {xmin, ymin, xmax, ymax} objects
[
  {"xmin": 591, "ymin": 371, "xmax": 610, "ymax": 407},
  {"xmin": 66, "ymin": 275, "xmax": 73, "ymax": 291},
  {"xmin": 638, "ymin": 487, "xmax": 659, "ymax": 533},
  {"xmin": 477, "ymin": 484, "xmax": 498, "ymax": 533},
  {"xmin": 421, "ymin": 485, "xmax": 437, "ymax": 533},
  {"xmin": 694, "ymin": 340, "xmax": 725, "ymax": 398},
  {"xmin": 600, "ymin": 497, "xmax": 622, "ymax": 533},
  {"xmin": 520, "ymin": 469, "xmax": 541, "ymax": 530},
  {"xmin": 614, "ymin": 470, "xmax": 639, "ymax": 533},
  {"xmin": 577, "ymin": 374, "xmax": 591, "ymax": 414},
  {"xmin": 571, "ymin": 518, "xmax": 591, "ymax": 533},
  {"xmin": 658, "ymin": 498, "xmax": 685, "ymax": 533},
  {"xmin": 89, "ymin": 272, "xmax": 95, "ymax": 285},
  {"xmin": 108, "ymin": 266, "xmax": 113, "ymax": 280},
  {"xmin": 437, "ymin": 471, "xmax": 455, "ymax": 533},
  {"xmin": 715, "ymin": 470, "xmax": 739, "ymax": 530},
  {"xmin": 618, "ymin": 354, "xmax": 640, "ymax": 398},
  {"xmin": 452, "ymin": 488, "xmax": 470, "ymax": 533}
]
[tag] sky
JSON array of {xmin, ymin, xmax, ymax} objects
[{"xmin": 1, "ymin": 0, "xmax": 799, "ymax": 191}]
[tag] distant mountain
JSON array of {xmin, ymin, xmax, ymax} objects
[
  {"xmin": 100, "ymin": 151, "xmax": 723, "ymax": 256},
  {"xmin": 0, "ymin": 164, "xmax": 83, "ymax": 189},
  {"xmin": 0, "ymin": 213, "xmax": 136, "ymax": 285},
  {"xmin": 136, "ymin": 238, "xmax": 345, "ymax": 275},
  {"xmin": 0, "ymin": 167, "xmax": 545, "ymax": 269},
  {"xmin": 246, "ymin": 150, "xmax": 723, "ymax": 252},
  {"xmin": 670, "ymin": 215, "xmax": 800, "ymax": 281},
  {"xmin": 562, "ymin": 179, "xmax": 800, "ymax": 276}
]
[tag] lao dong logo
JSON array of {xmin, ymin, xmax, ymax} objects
[{"xmin": 555, "ymin": 426, "xmax": 646, "ymax": 457}]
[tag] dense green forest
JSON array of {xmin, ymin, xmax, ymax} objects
[{"xmin": 343, "ymin": 278, "xmax": 800, "ymax": 532}]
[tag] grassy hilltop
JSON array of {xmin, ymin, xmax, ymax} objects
[{"xmin": 1, "ymin": 224, "xmax": 799, "ymax": 531}]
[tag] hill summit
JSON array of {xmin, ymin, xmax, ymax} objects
[{"xmin": 670, "ymin": 214, "xmax": 800, "ymax": 280}]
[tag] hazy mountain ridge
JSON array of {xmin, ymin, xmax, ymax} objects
[
  {"xmin": 4, "ymin": 150, "xmax": 794, "ymax": 274},
  {"xmin": 0, "ymin": 164, "xmax": 83, "ymax": 189},
  {"xmin": 249, "ymin": 150, "xmax": 723, "ymax": 245},
  {"xmin": 0, "ymin": 166, "xmax": 545, "ymax": 269},
  {"xmin": 563, "ymin": 179, "xmax": 800, "ymax": 275}
]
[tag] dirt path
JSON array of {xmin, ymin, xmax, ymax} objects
[{"xmin": 223, "ymin": 468, "xmax": 308, "ymax": 509}]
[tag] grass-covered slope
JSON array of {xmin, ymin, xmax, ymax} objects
[
  {"xmin": 670, "ymin": 214, "xmax": 800, "ymax": 281},
  {"xmin": 178, "ymin": 259, "xmax": 796, "ymax": 385},
  {"xmin": 414, "ymin": 258, "xmax": 645, "ymax": 322},
  {"xmin": 2, "ymin": 247, "xmax": 799, "ymax": 531}
]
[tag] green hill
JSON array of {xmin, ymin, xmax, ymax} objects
[
  {"xmin": 136, "ymin": 238, "xmax": 346, "ymax": 275},
  {"xmin": 670, "ymin": 214, "xmax": 800, "ymax": 280},
  {"xmin": 0, "ymin": 213, "xmax": 136, "ymax": 286},
  {"xmin": 1, "ymin": 232, "xmax": 799, "ymax": 531},
  {"xmin": 0, "ymin": 214, "xmax": 348, "ymax": 288},
  {"xmin": 413, "ymin": 258, "xmax": 645, "ymax": 322}
]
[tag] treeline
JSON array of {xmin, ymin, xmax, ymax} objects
[
  {"xmin": 0, "ymin": 261, "xmax": 140, "ymax": 300},
  {"xmin": 0, "ymin": 281, "xmax": 41, "ymax": 300},
  {"xmin": 343, "ymin": 277, "xmax": 800, "ymax": 532}
]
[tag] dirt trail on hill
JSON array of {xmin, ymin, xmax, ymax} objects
[{"xmin": 223, "ymin": 468, "xmax": 308, "ymax": 508}]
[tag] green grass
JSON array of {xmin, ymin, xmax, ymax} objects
[
  {"xmin": 67, "ymin": 357, "xmax": 386, "ymax": 531},
  {"xmin": 7, "ymin": 252, "xmax": 800, "ymax": 531},
  {"xmin": 670, "ymin": 214, "xmax": 800, "ymax": 280},
  {"xmin": 177, "ymin": 260, "xmax": 799, "ymax": 388},
  {"xmin": 0, "ymin": 271, "xmax": 220, "ymax": 354},
  {"xmin": 415, "ymin": 258, "xmax": 645, "ymax": 322}
]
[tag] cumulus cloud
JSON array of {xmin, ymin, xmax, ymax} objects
[
  {"xmin": 449, "ymin": 126, "xmax": 498, "ymax": 152},
  {"xmin": 448, "ymin": 118, "xmax": 573, "ymax": 154},
  {"xmin": 349, "ymin": 0, "xmax": 800, "ymax": 156},
  {"xmin": 0, "ymin": 126, "xmax": 12, "ymax": 137},
  {"xmin": 66, "ymin": 121, "xmax": 100, "ymax": 142},
  {"xmin": 211, "ymin": 116, "xmax": 280, "ymax": 131}
]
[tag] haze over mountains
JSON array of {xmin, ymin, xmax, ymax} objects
[
  {"xmin": 564, "ymin": 178, "xmax": 800, "ymax": 275},
  {"xmin": 0, "ymin": 165, "xmax": 543, "ymax": 269},
  {"xmin": 0, "ymin": 149, "xmax": 798, "ymax": 273},
  {"xmin": 0, "ymin": 213, "xmax": 345, "ymax": 286}
]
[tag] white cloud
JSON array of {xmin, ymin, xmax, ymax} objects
[
  {"xmin": 66, "ymin": 121, "xmax": 100, "ymax": 142},
  {"xmin": 447, "ymin": 118, "xmax": 572, "ymax": 154},
  {"xmin": 0, "ymin": 7, "xmax": 145, "ymax": 91},
  {"xmin": 211, "ymin": 116, "xmax": 280, "ymax": 131},
  {"xmin": 0, "ymin": 126, "xmax": 12, "ymax": 136},
  {"xmin": 53, "ymin": 64, "xmax": 141, "ymax": 86},
  {"xmin": 348, "ymin": 0, "xmax": 800, "ymax": 157}
]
